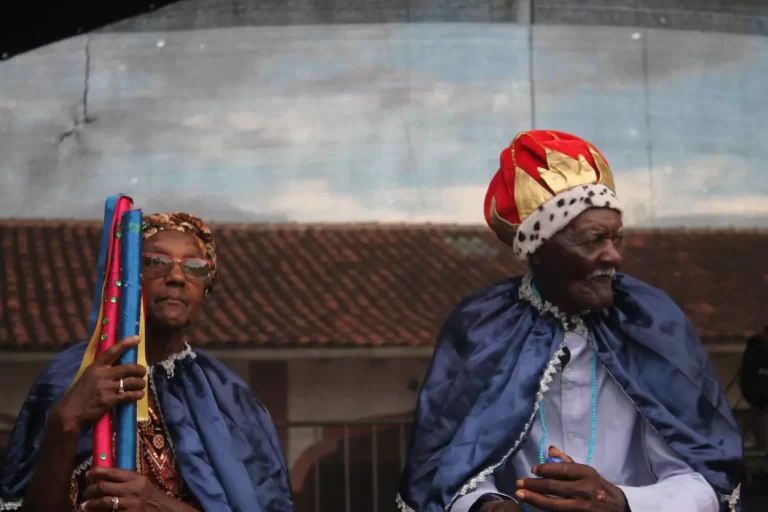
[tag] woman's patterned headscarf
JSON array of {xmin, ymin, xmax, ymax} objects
[{"xmin": 141, "ymin": 212, "xmax": 217, "ymax": 293}]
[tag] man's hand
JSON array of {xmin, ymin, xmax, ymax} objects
[
  {"xmin": 80, "ymin": 467, "xmax": 188, "ymax": 511},
  {"xmin": 515, "ymin": 446, "xmax": 628, "ymax": 512}
]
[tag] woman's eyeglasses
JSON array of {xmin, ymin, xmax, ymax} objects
[{"xmin": 142, "ymin": 253, "xmax": 211, "ymax": 281}]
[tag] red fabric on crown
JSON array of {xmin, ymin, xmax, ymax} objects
[{"xmin": 483, "ymin": 130, "xmax": 609, "ymax": 229}]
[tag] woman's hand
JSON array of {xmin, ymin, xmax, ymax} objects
[
  {"xmin": 80, "ymin": 468, "xmax": 186, "ymax": 511},
  {"xmin": 54, "ymin": 336, "xmax": 146, "ymax": 433}
]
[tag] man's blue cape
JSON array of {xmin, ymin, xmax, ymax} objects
[
  {"xmin": 397, "ymin": 274, "xmax": 743, "ymax": 512},
  {"xmin": 0, "ymin": 343, "xmax": 294, "ymax": 512}
]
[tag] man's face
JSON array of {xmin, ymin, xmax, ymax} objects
[
  {"xmin": 142, "ymin": 230, "xmax": 208, "ymax": 329},
  {"xmin": 531, "ymin": 208, "xmax": 624, "ymax": 313}
]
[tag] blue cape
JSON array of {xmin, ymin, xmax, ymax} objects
[
  {"xmin": 397, "ymin": 274, "xmax": 743, "ymax": 512},
  {"xmin": 0, "ymin": 343, "xmax": 294, "ymax": 512}
]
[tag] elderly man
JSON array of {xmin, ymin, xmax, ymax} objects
[
  {"xmin": 0, "ymin": 212, "xmax": 294, "ymax": 511},
  {"xmin": 397, "ymin": 131, "xmax": 743, "ymax": 512}
]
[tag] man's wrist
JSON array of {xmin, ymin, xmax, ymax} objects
[
  {"xmin": 470, "ymin": 495, "xmax": 498, "ymax": 512},
  {"xmin": 476, "ymin": 501, "xmax": 523, "ymax": 512},
  {"xmin": 470, "ymin": 494, "xmax": 520, "ymax": 512}
]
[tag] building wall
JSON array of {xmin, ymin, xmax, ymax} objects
[
  {"xmin": 0, "ymin": 361, "xmax": 49, "ymax": 424},
  {"xmin": 284, "ymin": 357, "xmax": 427, "ymax": 488}
]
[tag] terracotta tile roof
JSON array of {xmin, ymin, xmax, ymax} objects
[{"xmin": 0, "ymin": 221, "xmax": 765, "ymax": 351}]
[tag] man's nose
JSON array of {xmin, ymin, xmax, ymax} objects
[{"xmin": 601, "ymin": 240, "xmax": 623, "ymax": 268}]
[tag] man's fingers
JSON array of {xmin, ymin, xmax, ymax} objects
[
  {"xmin": 532, "ymin": 463, "xmax": 593, "ymax": 481},
  {"xmin": 516, "ymin": 490, "xmax": 589, "ymax": 511},
  {"xmin": 548, "ymin": 445, "xmax": 575, "ymax": 464},
  {"xmin": 96, "ymin": 336, "xmax": 141, "ymax": 366},
  {"xmin": 517, "ymin": 478, "xmax": 589, "ymax": 500}
]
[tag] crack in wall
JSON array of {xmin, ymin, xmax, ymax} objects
[
  {"xmin": 82, "ymin": 34, "xmax": 94, "ymax": 124},
  {"xmin": 57, "ymin": 35, "xmax": 95, "ymax": 146}
]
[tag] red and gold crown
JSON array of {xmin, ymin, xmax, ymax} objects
[{"xmin": 484, "ymin": 130, "xmax": 620, "ymax": 261}]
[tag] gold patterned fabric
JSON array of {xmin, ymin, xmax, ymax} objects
[
  {"xmin": 70, "ymin": 406, "xmax": 200, "ymax": 509},
  {"xmin": 484, "ymin": 130, "xmax": 618, "ymax": 234}
]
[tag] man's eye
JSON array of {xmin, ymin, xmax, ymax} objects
[{"xmin": 587, "ymin": 237, "xmax": 603, "ymax": 246}]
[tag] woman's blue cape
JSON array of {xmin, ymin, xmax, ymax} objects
[
  {"xmin": 397, "ymin": 274, "xmax": 743, "ymax": 512},
  {"xmin": 0, "ymin": 344, "xmax": 294, "ymax": 512}
]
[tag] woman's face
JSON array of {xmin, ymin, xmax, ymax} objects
[{"xmin": 142, "ymin": 230, "xmax": 208, "ymax": 329}]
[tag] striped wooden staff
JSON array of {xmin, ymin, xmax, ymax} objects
[
  {"xmin": 72, "ymin": 195, "xmax": 148, "ymax": 471},
  {"xmin": 92, "ymin": 196, "xmax": 134, "ymax": 467}
]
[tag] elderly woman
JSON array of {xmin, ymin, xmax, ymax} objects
[{"xmin": 0, "ymin": 213, "xmax": 294, "ymax": 511}]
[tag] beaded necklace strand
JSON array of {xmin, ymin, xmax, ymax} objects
[
  {"xmin": 530, "ymin": 283, "xmax": 598, "ymax": 466},
  {"xmin": 537, "ymin": 350, "xmax": 598, "ymax": 466},
  {"xmin": 518, "ymin": 283, "xmax": 599, "ymax": 512}
]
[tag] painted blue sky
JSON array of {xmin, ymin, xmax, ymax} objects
[{"xmin": 0, "ymin": 23, "xmax": 766, "ymax": 226}]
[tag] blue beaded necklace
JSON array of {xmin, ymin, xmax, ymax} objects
[
  {"xmin": 531, "ymin": 284, "xmax": 598, "ymax": 466},
  {"xmin": 537, "ymin": 351, "xmax": 598, "ymax": 465}
]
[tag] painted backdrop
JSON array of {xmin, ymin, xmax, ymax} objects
[{"xmin": 1, "ymin": 16, "xmax": 767, "ymax": 226}]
